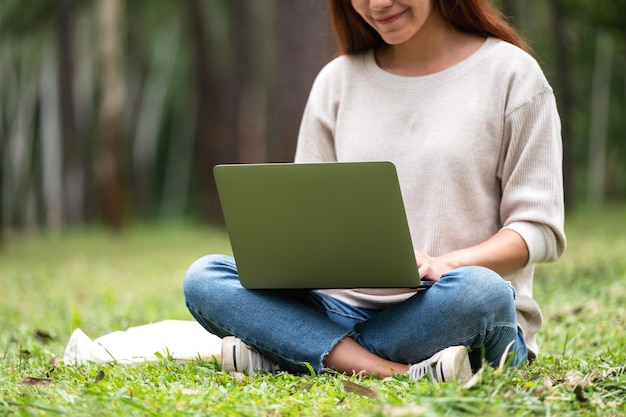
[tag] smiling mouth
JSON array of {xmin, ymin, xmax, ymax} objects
[{"xmin": 374, "ymin": 10, "xmax": 406, "ymax": 24}]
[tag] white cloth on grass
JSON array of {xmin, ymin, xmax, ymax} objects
[{"xmin": 63, "ymin": 320, "xmax": 222, "ymax": 364}]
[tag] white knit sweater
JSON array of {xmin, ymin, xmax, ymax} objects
[{"xmin": 294, "ymin": 37, "xmax": 567, "ymax": 356}]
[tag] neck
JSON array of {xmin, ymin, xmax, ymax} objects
[{"xmin": 376, "ymin": 12, "xmax": 484, "ymax": 77}]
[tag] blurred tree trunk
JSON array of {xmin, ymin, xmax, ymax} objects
[
  {"xmin": 214, "ymin": 2, "xmax": 239, "ymax": 166},
  {"xmin": 234, "ymin": 0, "xmax": 267, "ymax": 163},
  {"xmin": 7, "ymin": 79, "xmax": 38, "ymax": 231},
  {"xmin": 125, "ymin": 3, "xmax": 150, "ymax": 217},
  {"xmin": 159, "ymin": 105, "xmax": 196, "ymax": 220},
  {"xmin": 0, "ymin": 85, "xmax": 4, "ymax": 243},
  {"xmin": 57, "ymin": 0, "xmax": 82, "ymax": 225},
  {"xmin": 587, "ymin": 31, "xmax": 613, "ymax": 204},
  {"xmin": 266, "ymin": 0, "xmax": 335, "ymax": 162},
  {"xmin": 40, "ymin": 44, "xmax": 64, "ymax": 232},
  {"xmin": 185, "ymin": 0, "xmax": 228, "ymax": 224},
  {"xmin": 97, "ymin": 0, "xmax": 127, "ymax": 229},
  {"xmin": 132, "ymin": 30, "xmax": 178, "ymax": 216},
  {"xmin": 549, "ymin": 0, "xmax": 576, "ymax": 210},
  {"xmin": 73, "ymin": 11, "xmax": 98, "ymax": 224}
]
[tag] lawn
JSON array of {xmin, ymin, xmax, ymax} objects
[{"xmin": 1, "ymin": 206, "xmax": 625, "ymax": 416}]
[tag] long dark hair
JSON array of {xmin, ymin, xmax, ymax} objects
[{"xmin": 329, "ymin": 0, "xmax": 530, "ymax": 54}]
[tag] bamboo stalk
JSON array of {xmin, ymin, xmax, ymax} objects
[
  {"xmin": 587, "ymin": 31, "xmax": 614, "ymax": 204},
  {"xmin": 40, "ymin": 42, "xmax": 64, "ymax": 231},
  {"xmin": 97, "ymin": 0, "xmax": 126, "ymax": 229}
]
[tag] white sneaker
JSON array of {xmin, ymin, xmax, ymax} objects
[
  {"xmin": 407, "ymin": 346, "xmax": 472, "ymax": 382},
  {"xmin": 221, "ymin": 336, "xmax": 279, "ymax": 375}
]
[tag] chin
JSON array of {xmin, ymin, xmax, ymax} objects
[{"xmin": 378, "ymin": 30, "xmax": 415, "ymax": 46}]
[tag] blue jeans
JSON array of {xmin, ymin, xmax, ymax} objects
[{"xmin": 183, "ymin": 254, "xmax": 527, "ymax": 374}]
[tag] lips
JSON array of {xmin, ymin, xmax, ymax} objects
[{"xmin": 374, "ymin": 9, "xmax": 407, "ymax": 24}]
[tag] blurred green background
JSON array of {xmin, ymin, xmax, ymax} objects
[{"xmin": 1, "ymin": 0, "xmax": 625, "ymax": 236}]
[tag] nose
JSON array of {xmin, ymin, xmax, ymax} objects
[{"xmin": 370, "ymin": 0, "xmax": 393, "ymax": 11}]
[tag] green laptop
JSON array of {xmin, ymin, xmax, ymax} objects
[{"xmin": 213, "ymin": 161, "xmax": 422, "ymax": 289}]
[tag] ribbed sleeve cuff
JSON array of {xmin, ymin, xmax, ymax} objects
[{"xmin": 504, "ymin": 221, "xmax": 551, "ymax": 266}]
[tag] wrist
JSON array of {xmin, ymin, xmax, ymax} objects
[{"xmin": 440, "ymin": 252, "xmax": 465, "ymax": 271}]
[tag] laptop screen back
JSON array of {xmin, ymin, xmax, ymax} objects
[{"xmin": 214, "ymin": 161, "xmax": 420, "ymax": 289}]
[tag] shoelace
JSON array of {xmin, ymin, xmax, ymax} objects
[
  {"xmin": 408, "ymin": 353, "xmax": 441, "ymax": 381},
  {"xmin": 244, "ymin": 346, "xmax": 279, "ymax": 373}
]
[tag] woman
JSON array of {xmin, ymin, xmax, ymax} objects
[{"xmin": 183, "ymin": 0, "xmax": 566, "ymax": 382}]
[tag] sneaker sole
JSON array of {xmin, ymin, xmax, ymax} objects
[
  {"xmin": 437, "ymin": 346, "xmax": 472, "ymax": 382},
  {"xmin": 221, "ymin": 336, "xmax": 238, "ymax": 373}
]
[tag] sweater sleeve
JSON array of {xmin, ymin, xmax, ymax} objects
[{"xmin": 499, "ymin": 88, "xmax": 567, "ymax": 265}]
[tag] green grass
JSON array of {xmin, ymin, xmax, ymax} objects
[{"xmin": 1, "ymin": 207, "xmax": 625, "ymax": 416}]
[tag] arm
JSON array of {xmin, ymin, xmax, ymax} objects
[
  {"xmin": 416, "ymin": 229, "xmax": 529, "ymax": 280},
  {"xmin": 417, "ymin": 85, "xmax": 566, "ymax": 281}
]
